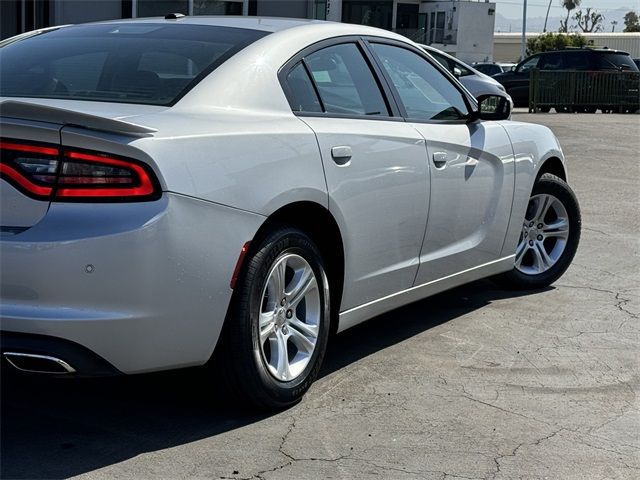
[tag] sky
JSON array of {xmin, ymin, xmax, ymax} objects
[{"xmin": 492, "ymin": 0, "xmax": 639, "ymax": 20}]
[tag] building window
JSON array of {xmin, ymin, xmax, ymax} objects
[
  {"xmin": 193, "ymin": 1, "xmax": 243, "ymax": 15},
  {"xmin": 434, "ymin": 11, "xmax": 445, "ymax": 43},
  {"xmin": 314, "ymin": 0, "xmax": 327, "ymax": 20},
  {"xmin": 137, "ymin": 0, "xmax": 188, "ymax": 17},
  {"xmin": 342, "ymin": 0, "xmax": 393, "ymax": 30},
  {"xmin": 396, "ymin": 3, "xmax": 418, "ymax": 30}
]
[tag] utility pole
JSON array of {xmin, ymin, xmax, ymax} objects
[
  {"xmin": 521, "ymin": 0, "xmax": 527, "ymax": 60},
  {"xmin": 543, "ymin": 0, "xmax": 552, "ymax": 32}
]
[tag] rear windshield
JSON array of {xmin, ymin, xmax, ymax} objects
[
  {"xmin": 595, "ymin": 52, "xmax": 639, "ymax": 71},
  {"xmin": 0, "ymin": 23, "xmax": 268, "ymax": 106}
]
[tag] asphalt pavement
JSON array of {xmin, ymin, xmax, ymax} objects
[{"xmin": 1, "ymin": 112, "xmax": 639, "ymax": 480}]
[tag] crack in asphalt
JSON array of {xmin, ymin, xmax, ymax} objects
[
  {"xmin": 556, "ymin": 283, "xmax": 639, "ymax": 322},
  {"xmin": 233, "ymin": 416, "xmax": 349, "ymax": 480},
  {"xmin": 615, "ymin": 292, "xmax": 639, "ymax": 320},
  {"xmin": 225, "ymin": 413, "xmax": 491, "ymax": 480},
  {"xmin": 488, "ymin": 429, "xmax": 563, "ymax": 480},
  {"xmin": 581, "ymin": 226, "xmax": 611, "ymax": 237}
]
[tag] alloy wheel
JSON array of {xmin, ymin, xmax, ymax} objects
[
  {"xmin": 515, "ymin": 193, "xmax": 570, "ymax": 275},
  {"xmin": 258, "ymin": 253, "xmax": 320, "ymax": 382}
]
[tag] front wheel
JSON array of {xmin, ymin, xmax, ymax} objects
[
  {"xmin": 494, "ymin": 174, "xmax": 581, "ymax": 290},
  {"xmin": 218, "ymin": 227, "xmax": 330, "ymax": 409}
]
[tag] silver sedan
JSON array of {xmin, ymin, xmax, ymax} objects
[
  {"xmin": 419, "ymin": 45, "xmax": 511, "ymax": 101},
  {"xmin": 0, "ymin": 17, "xmax": 581, "ymax": 408}
]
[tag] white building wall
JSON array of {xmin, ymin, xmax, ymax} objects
[
  {"xmin": 419, "ymin": 1, "xmax": 495, "ymax": 63},
  {"xmin": 455, "ymin": 2, "xmax": 495, "ymax": 63},
  {"xmin": 326, "ymin": 0, "xmax": 342, "ymax": 22}
]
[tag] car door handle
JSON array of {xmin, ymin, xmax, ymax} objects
[
  {"xmin": 331, "ymin": 146, "xmax": 352, "ymax": 165},
  {"xmin": 432, "ymin": 151, "xmax": 448, "ymax": 168}
]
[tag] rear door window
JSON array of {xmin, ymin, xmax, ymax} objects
[
  {"xmin": 563, "ymin": 52, "xmax": 592, "ymax": 70},
  {"xmin": 539, "ymin": 52, "xmax": 564, "ymax": 70},
  {"xmin": 304, "ymin": 43, "xmax": 389, "ymax": 116}
]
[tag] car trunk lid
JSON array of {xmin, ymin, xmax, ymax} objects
[{"xmin": 1, "ymin": 99, "xmax": 164, "ymax": 231}]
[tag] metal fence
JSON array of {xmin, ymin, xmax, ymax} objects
[{"xmin": 529, "ymin": 69, "xmax": 640, "ymax": 113}]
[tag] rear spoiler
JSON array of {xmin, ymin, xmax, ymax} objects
[{"xmin": 0, "ymin": 100, "xmax": 157, "ymax": 137}]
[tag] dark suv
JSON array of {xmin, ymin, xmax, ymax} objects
[{"xmin": 493, "ymin": 48, "xmax": 639, "ymax": 107}]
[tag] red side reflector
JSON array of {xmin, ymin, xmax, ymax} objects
[{"xmin": 230, "ymin": 242, "xmax": 251, "ymax": 289}]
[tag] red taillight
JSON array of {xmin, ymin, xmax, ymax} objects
[
  {"xmin": 0, "ymin": 141, "xmax": 59, "ymax": 200},
  {"xmin": 0, "ymin": 139, "xmax": 160, "ymax": 202}
]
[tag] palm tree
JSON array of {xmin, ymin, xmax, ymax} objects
[{"xmin": 560, "ymin": 0, "xmax": 582, "ymax": 32}]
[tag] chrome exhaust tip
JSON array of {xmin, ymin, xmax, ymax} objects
[{"xmin": 3, "ymin": 352, "xmax": 76, "ymax": 374}]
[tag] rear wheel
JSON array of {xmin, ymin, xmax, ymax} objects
[
  {"xmin": 218, "ymin": 227, "xmax": 330, "ymax": 409},
  {"xmin": 494, "ymin": 174, "xmax": 581, "ymax": 290}
]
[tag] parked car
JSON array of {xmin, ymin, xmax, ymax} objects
[
  {"xmin": 493, "ymin": 48, "xmax": 639, "ymax": 108},
  {"xmin": 0, "ymin": 17, "xmax": 581, "ymax": 408},
  {"xmin": 473, "ymin": 62, "xmax": 516, "ymax": 76},
  {"xmin": 418, "ymin": 45, "xmax": 512, "ymax": 102},
  {"xmin": 634, "ymin": 58, "xmax": 640, "ymax": 70}
]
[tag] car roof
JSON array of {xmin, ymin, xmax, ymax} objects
[
  {"xmin": 86, "ymin": 15, "xmax": 332, "ymax": 33},
  {"xmin": 56, "ymin": 16, "xmax": 413, "ymax": 46},
  {"xmin": 540, "ymin": 48, "xmax": 630, "ymax": 55}
]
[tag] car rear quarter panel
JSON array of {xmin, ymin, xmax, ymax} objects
[
  {"xmin": 1, "ymin": 193, "xmax": 264, "ymax": 373},
  {"xmin": 120, "ymin": 110, "xmax": 328, "ymax": 216},
  {"xmin": 499, "ymin": 121, "xmax": 565, "ymax": 257}
]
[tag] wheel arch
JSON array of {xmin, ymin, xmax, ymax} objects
[
  {"xmin": 251, "ymin": 201, "xmax": 345, "ymax": 334},
  {"xmin": 536, "ymin": 156, "xmax": 567, "ymax": 182}
]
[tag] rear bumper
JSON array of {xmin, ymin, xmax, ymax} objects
[
  {"xmin": 1, "ymin": 331, "xmax": 121, "ymax": 377},
  {"xmin": 0, "ymin": 192, "xmax": 264, "ymax": 374}
]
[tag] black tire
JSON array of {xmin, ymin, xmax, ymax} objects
[
  {"xmin": 217, "ymin": 227, "xmax": 330, "ymax": 409},
  {"xmin": 494, "ymin": 174, "xmax": 581, "ymax": 290},
  {"xmin": 539, "ymin": 106, "xmax": 551, "ymax": 113}
]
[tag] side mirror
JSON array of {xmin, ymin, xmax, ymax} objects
[
  {"xmin": 453, "ymin": 66, "xmax": 462, "ymax": 78},
  {"xmin": 473, "ymin": 94, "xmax": 512, "ymax": 121}
]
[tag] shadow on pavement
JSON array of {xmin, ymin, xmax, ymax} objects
[{"xmin": 1, "ymin": 280, "xmax": 547, "ymax": 479}]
